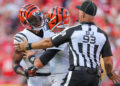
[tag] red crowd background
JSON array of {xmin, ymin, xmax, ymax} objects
[{"xmin": 0, "ymin": 0, "xmax": 120, "ymax": 86}]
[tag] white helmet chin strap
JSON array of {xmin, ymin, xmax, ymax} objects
[
  {"xmin": 50, "ymin": 22, "xmax": 69, "ymax": 32},
  {"xmin": 32, "ymin": 18, "xmax": 45, "ymax": 31},
  {"xmin": 32, "ymin": 22, "xmax": 44, "ymax": 31},
  {"xmin": 32, "ymin": 27, "xmax": 43, "ymax": 31},
  {"xmin": 47, "ymin": 16, "xmax": 69, "ymax": 32}
]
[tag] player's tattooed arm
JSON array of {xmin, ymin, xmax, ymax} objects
[{"xmin": 12, "ymin": 51, "xmax": 25, "ymax": 76}]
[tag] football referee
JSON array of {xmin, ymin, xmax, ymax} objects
[{"xmin": 15, "ymin": 1, "xmax": 120, "ymax": 86}]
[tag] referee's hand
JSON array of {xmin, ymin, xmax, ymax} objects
[
  {"xmin": 108, "ymin": 72, "xmax": 120, "ymax": 84},
  {"xmin": 14, "ymin": 37, "xmax": 28, "ymax": 51}
]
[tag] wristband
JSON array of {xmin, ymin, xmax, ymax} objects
[
  {"xmin": 26, "ymin": 43, "xmax": 32, "ymax": 50},
  {"xmin": 25, "ymin": 69, "xmax": 29, "ymax": 77},
  {"xmin": 14, "ymin": 65, "xmax": 22, "ymax": 72},
  {"xmin": 29, "ymin": 55, "xmax": 36, "ymax": 64},
  {"xmin": 25, "ymin": 66, "xmax": 38, "ymax": 77},
  {"xmin": 30, "ymin": 66, "xmax": 38, "ymax": 71},
  {"xmin": 107, "ymin": 73, "xmax": 113, "ymax": 77}
]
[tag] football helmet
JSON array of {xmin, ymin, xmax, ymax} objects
[
  {"xmin": 18, "ymin": 4, "xmax": 44, "ymax": 30},
  {"xmin": 46, "ymin": 7, "xmax": 70, "ymax": 33}
]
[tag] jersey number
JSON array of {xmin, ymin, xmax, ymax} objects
[{"xmin": 83, "ymin": 31, "xmax": 96, "ymax": 44}]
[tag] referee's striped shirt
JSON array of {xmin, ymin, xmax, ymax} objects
[{"xmin": 51, "ymin": 22, "xmax": 112, "ymax": 68}]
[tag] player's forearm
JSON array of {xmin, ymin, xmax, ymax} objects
[
  {"xmin": 104, "ymin": 56, "xmax": 113, "ymax": 74},
  {"xmin": 13, "ymin": 51, "xmax": 25, "ymax": 76},
  {"xmin": 40, "ymin": 49, "xmax": 59, "ymax": 65},
  {"xmin": 31, "ymin": 38, "xmax": 53, "ymax": 49},
  {"xmin": 16, "ymin": 68, "xmax": 25, "ymax": 76},
  {"xmin": 13, "ymin": 64, "xmax": 25, "ymax": 76},
  {"xmin": 31, "ymin": 49, "xmax": 59, "ymax": 69},
  {"xmin": 34, "ymin": 58, "xmax": 44, "ymax": 68}
]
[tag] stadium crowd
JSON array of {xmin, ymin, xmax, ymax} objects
[{"xmin": 0, "ymin": 0, "xmax": 120, "ymax": 86}]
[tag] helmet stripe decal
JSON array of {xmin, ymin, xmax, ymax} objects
[
  {"xmin": 23, "ymin": 4, "xmax": 34, "ymax": 18},
  {"xmin": 23, "ymin": 4, "xmax": 32, "ymax": 9},
  {"xmin": 24, "ymin": 11, "xmax": 26, "ymax": 18},
  {"xmin": 51, "ymin": 8, "xmax": 55, "ymax": 19},
  {"xmin": 26, "ymin": 5, "xmax": 34, "ymax": 10},
  {"xmin": 27, "ymin": 7, "xmax": 37, "ymax": 16},
  {"xmin": 20, "ymin": 11, "xmax": 22, "ymax": 16},
  {"xmin": 23, "ymin": 20, "xmax": 27, "ymax": 24},
  {"xmin": 61, "ymin": 8, "xmax": 64, "ymax": 21},
  {"xmin": 56, "ymin": 7, "xmax": 58, "ymax": 24}
]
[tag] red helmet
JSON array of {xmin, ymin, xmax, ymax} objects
[
  {"xmin": 46, "ymin": 7, "xmax": 70, "ymax": 33},
  {"xmin": 18, "ymin": 4, "xmax": 44, "ymax": 30}
]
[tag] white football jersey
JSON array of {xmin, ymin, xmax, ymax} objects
[
  {"xmin": 49, "ymin": 43, "xmax": 69, "ymax": 74},
  {"xmin": 14, "ymin": 26, "xmax": 53, "ymax": 73},
  {"xmin": 48, "ymin": 32, "xmax": 69, "ymax": 74}
]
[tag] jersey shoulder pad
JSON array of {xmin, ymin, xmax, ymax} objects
[{"xmin": 14, "ymin": 31, "xmax": 28, "ymax": 44}]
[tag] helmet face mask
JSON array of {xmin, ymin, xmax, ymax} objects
[{"xmin": 27, "ymin": 11, "xmax": 44, "ymax": 28}]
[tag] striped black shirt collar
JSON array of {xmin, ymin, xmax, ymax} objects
[{"xmin": 81, "ymin": 22, "xmax": 95, "ymax": 25}]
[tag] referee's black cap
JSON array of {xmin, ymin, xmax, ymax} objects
[{"xmin": 76, "ymin": 0, "xmax": 97, "ymax": 16}]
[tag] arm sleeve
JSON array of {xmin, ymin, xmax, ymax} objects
[
  {"xmin": 51, "ymin": 28, "xmax": 72, "ymax": 47},
  {"xmin": 101, "ymin": 34, "xmax": 113, "ymax": 58},
  {"xmin": 39, "ymin": 49, "xmax": 60, "ymax": 65}
]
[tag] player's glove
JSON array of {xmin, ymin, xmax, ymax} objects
[{"xmin": 25, "ymin": 66, "xmax": 38, "ymax": 77}]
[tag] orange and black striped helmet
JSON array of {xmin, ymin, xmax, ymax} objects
[
  {"xmin": 46, "ymin": 7, "xmax": 70, "ymax": 33},
  {"xmin": 18, "ymin": 4, "xmax": 44, "ymax": 30}
]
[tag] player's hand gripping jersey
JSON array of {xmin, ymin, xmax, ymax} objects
[{"xmin": 14, "ymin": 26, "xmax": 52, "ymax": 73}]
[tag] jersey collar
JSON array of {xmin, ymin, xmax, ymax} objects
[{"xmin": 81, "ymin": 21, "xmax": 95, "ymax": 25}]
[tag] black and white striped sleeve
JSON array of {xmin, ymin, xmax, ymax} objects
[
  {"xmin": 14, "ymin": 32, "xmax": 28, "ymax": 44},
  {"xmin": 40, "ymin": 49, "xmax": 60, "ymax": 65},
  {"xmin": 51, "ymin": 28, "xmax": 73, "ymax": 47},
  {"xmin": 101, "ymin": 34, "xmax": 112, "ymax": 58}
]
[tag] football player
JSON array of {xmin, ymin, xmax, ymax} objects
[
  {"xmin": 18, "ymin": 7, "xmax": 70, "ymax": 86},
  {"xmin": 13, "ymin": 4, "xmax": 52, "ymax": 86},
  {"xmin": 41, "ymin": 7, "xmax": 70, "ymax": 86}
]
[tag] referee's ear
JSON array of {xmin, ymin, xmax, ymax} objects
[{"xmin": 83, "ymin": 12, "xmax": 86, "ymax": 18}]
